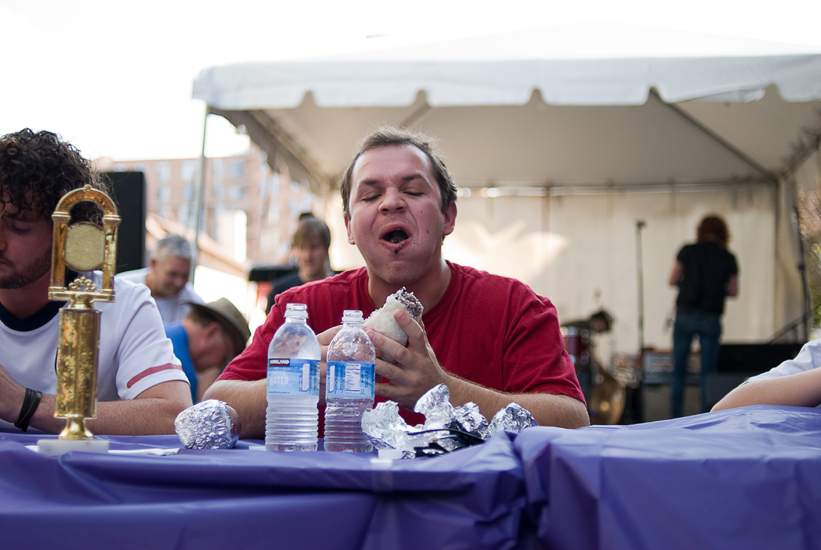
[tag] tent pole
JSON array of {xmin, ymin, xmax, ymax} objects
[
  {"xmin": 785, "ymin": 173, "xmax": 812, "ymax": 341},
  {"xmin": 191, "ymin": 109, "xmax": 209, "ymax": 284}
]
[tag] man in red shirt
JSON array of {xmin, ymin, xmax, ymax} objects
[{"xmin": 205, "ymin": 127, "xmax": 588, "ymax": 437}]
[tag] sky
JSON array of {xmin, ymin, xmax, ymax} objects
[{"xmin": 2, "ymin": 0, "xmax": 820, "ymax": 162}]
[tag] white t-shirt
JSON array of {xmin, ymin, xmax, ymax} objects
[
  {"xmin": 116, "ymin": 267, "xmax": 203, "ymax": 324},
  {"xmin": 0, "ymin": 272, "xmax": 189, "ymax": 404}
]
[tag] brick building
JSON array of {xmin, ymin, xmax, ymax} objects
[{"xmin": 96, "ymin": 144, "xmax": 317, "ymax": 265}]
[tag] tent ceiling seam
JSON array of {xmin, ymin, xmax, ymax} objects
[
  {"xmin": 206, "ymin": 106, "xmax": 328, "ymax": 189},
  {"xmin": 651, "ymin": 90, "xmax": 778, "ymax": 184},
  {"xmin": 400, "ymin": 103, "xmax": 433, "ymax": 127}
]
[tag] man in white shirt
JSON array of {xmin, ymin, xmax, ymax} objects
[
  {"xmin": 0, "ymin": 128, "xmax": 192, "ymax": 434},
  {"xmin": 118, "ymin": 234, "xmax": 204, "ymax": 324}
]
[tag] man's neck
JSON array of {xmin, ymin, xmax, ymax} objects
[
  {"xmin": 299, "ymin": 265, "xmax": 332, "ymax": 283},
  {"xmin": 367, "ymin": 259, "xmax": 452, "ymax": 313},
  {"xmin": 143, "ymin": 270, "xmax": 160, "ymax": 297},
  {"xmin": 0, "ymin": 272, "xmax": 52, "ymax": 319}
]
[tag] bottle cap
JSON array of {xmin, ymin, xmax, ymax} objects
[
  {"xmin": 284, "ymin": 303, "xmax": 308, "ymax": 319},
  {"xmin": 342, "ymin": 310, "xmax": 363, "ymax": 323}
]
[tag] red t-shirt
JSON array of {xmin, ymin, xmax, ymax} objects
[{"xmin": 220, "ymin": 261, "xmax": 584, "ymax": 431}]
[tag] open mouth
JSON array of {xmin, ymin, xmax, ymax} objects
[{"xmin": 383, "ymin": 229, "xmax": 408, "ymax": 243}]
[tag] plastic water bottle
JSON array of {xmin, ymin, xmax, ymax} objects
[
  {"xmin": 266, "ymin": 303, "xmax": 320, "ymax": 452},
  {"xmin": 325, "ymin": 310, "xmax": 376, "ymax": 453}
]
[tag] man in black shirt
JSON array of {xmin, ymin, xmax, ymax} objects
[{"xmin": 668, "ymin": 215, "xmax": 738, "ymax": 417}]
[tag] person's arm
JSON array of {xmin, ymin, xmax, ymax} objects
[
  {"xmin": 203, "ymin": 379, "xmax": 268, "ymax": 438},
  {"xmin": 204, "ymin": 324, "xmax": 342, "ymax": 439},
  {"xmin": 0, "ymin": 366, "xmax": 191, "ymax": 435},
  {"xmin": 726, "ymin": 274, "xmax": 738, "ymax": 297},
  {"xmin": 367, "ymin": 310, "xmax": 589, "ymax": 429},
  {"xmin": 196, "ymin": 367, "xmax": 222, "ymax": 402},
  {"xmin": 669, "ymin": 261, "xmax": 683, "ymax": 286},
  {"xmin": 712, "ymin": 367, "xmax": 821, "ymax": 411},
  {"xmin": 0, "ymin": 277, "xmax": 195, "ymax": 435},
  {"xmin": 204, "ymin": 302, "xmax": 282, "ymax": 439}
]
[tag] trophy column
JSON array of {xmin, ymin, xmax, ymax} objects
[{"xmin": 37, "ymin": 185, "xmax": 120, "ymax": 456}]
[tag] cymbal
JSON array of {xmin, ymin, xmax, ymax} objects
[{"xmin": 589, "ymin": 370, "xmax": 626, "ymax": 425}]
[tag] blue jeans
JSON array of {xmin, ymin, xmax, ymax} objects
[{"xmin": 671, "ymin": 310, "xmax": 722, "ymax": 417}]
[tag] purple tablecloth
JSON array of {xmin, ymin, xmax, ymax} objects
[
  {"xmin": 0, "ymin": 431, "xmax": 525, "ymax": 550},
  {"xmin": 3, "ymin": 405, "xmax": 819, "ymax": 550},
  {"xmin": 517, "ymin": 405, "xmax": 821, "ymax": 550}
]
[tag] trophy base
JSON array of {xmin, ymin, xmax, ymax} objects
[{"xmin": 36, "ymin": 438, "xmax": 110, "ymax": 456}]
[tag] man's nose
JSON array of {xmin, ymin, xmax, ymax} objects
[{"xmin": 379, "ymin": 188, "xmax": 406, "ymax": 212}]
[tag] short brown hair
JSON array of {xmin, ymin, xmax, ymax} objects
[
  {"xmin": 697, "ymin": 215, "xmax": 730, "ymax": 247},
  {"xmin": 339, "ymin": 126, "xmax": 458, "ymax": 219},
  {"xmin": 292, "ymin": 218, "xmax": 331, "ymax": 250}
]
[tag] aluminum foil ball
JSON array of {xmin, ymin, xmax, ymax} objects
[{"xmin": 175, "ymin": 399, "xmax": 242, "ymax": 449}]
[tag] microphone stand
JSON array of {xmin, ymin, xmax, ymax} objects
[
  {"xmin": 627, "ymin": 220, "xmax": 647, "ymax": 424},
  {"xmin": 636, "ymin": 221, "xmax": 646, "ymax": 356}
]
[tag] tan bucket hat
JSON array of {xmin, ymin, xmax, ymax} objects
[{"xmin": 187, "ymin": 298, "xmax": 251, "ymax": 356}]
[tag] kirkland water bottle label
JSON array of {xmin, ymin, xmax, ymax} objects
[
  {"xmin": 326, "ymin": 361, "xmax": 375, "ymax": 399},
  {"xmin": 267, "ymin": 358, "xmax": 320, "ymax": 396}
]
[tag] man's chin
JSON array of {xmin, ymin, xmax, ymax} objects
[
  {"xmin": 373, "ymin": 263, "xmax": 423, "ymax": 287},
  {"xmin": 0, "ymin": 274, "xmax": 47, "ymax": 290},
  {"xmin": 159, "ymin": 288, "xmax": 183, "ymax": 298}
]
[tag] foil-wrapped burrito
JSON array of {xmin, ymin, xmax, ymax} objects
[
  {"xmin": 362, "ymin": 384, "xmax": 537, "ymax": 458},
  {"xmin": 175, "ymin": 399, "xmax": 242, "ymax": 450},
  {"xmin": 363, "ymin": 287, "xmax": 423, "ymax": 364}
]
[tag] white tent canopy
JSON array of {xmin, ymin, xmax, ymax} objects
[{"xmin": 192, "ymin": 24, "xmax": 821, "ymax": 356}]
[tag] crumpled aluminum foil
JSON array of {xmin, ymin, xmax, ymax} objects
[
  {"xmin": 414, "ymin": 383, "xmax": 454, "ymax": 428},
  {"xmin": 362, "ymin": 401, "xmax": 428, "ymax": 459},
  {"xmin": 175, "ymin": 399, "xmax": 242, "ymax": 449},
  {"xmin": 362, "ymin": 384, "xmax": 536, "ymax": 458},
  {"xmin": 488, "ymin": 403, "xmax": 538, "ymax": 436}
]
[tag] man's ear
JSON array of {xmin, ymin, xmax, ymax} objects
[
  {"xmin": 443, "ymin": 201, "xmax": 457, "ymax": 237},
  {"xmin": 200, "ymin": 321, "xmax": 222, "ymax": 344},
  {"xmin": 345, "ymin": 215, "xmax": 355, "ymax": 245}
]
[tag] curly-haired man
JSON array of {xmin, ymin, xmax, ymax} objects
[{"xmin": 0, "ymin": 128, "xmax": 192, "ymax": 434}]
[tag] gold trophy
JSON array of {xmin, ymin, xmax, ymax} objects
[{"xmin": 37, "ymin": 185, "xmax": 120, "ymax": 456}]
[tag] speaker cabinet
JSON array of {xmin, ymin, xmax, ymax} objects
[
  {"xmin": 717, "ymin": 343, "xmax": 804, "ymax": 374},
  {"xmin": 103, "ymin": 171, "xmax": 146, "ymax": 274}
]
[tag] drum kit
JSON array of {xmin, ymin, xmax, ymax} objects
[{"xmin": 562, "ymin": 325, "xmax": 628, "ymax": 425}]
